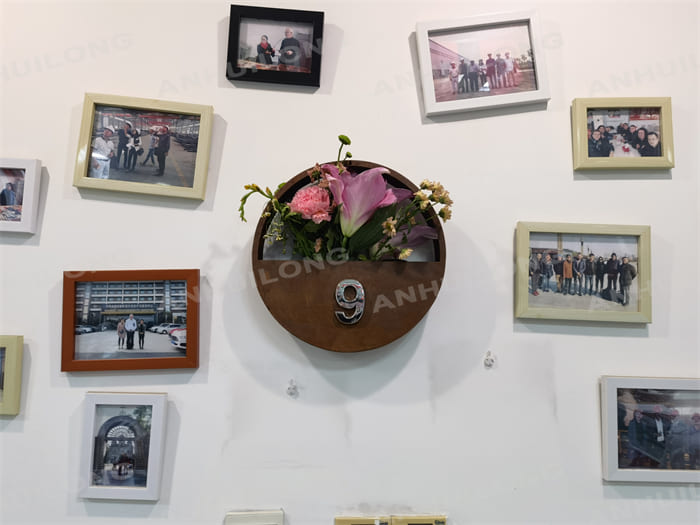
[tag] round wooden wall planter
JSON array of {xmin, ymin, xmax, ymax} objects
[{"xmin": 252, "ymin": 160, "xmax": 446, "ymax": 352}]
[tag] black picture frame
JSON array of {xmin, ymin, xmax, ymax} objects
[{"xmin": 226, "ymin": 4, "xmax": 324, "ymax": 87}]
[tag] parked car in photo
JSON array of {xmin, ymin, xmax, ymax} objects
[
  {"xmin": 152, "ymin": 323, "xmax": 183, "ymax": 334},
  {"xmin": 166, "ymin": 324, "xmax": 184, "ymax": 334},
  {"xmin": 149, "ymin": 323, "xmax": 170, "ymax": 333},
  {"xmin": 169, "ymin": 328, "xmax": 186, "ymax": 350},
  {"xmin": 75, "ymin": 325, "xmax": 96, "ymax": 334}
]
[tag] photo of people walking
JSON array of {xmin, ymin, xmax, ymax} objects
[
  {"xmin": 427, "ymin": 21, "xmax": 538, "ymax": 103},
  {"xmin": 528, "ymin": 232, "xmax": 639, "ymax": 312},
  {"xmin": 87, "ymin": 105, "xmax": 201, "ymax": 188}
]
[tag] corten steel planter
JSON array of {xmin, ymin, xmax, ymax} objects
[{"xmin": 251, "ymin": 160, "xmax": 446, "ymax": 352}]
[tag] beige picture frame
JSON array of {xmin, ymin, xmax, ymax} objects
[
  {"xmin": 515, "ymin": 222, "xmax": 651, "ymax": 323},
  {"xmin": 73, "ymin": 93, "xmax": 213, "ymax": 200},
  {"xmin": 571, "ymin": 97, "xmax": 674, "ymax": 170},
  {"xmin": 0, "ymin": 335, "xmax": 24, "ymax": 415}
]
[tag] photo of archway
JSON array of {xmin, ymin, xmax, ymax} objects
[{"xmin": 91, "ymin": 404, "xmax": 153, "ymax": 488}]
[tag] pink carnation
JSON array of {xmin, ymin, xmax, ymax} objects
[{"xmin": 289, "ymin": 185, "xmax": 332, "ymax": 224}]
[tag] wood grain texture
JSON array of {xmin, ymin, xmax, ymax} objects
[{"xmin": 252, "ymin": 161, "xmax": 446, "ymax": 352}]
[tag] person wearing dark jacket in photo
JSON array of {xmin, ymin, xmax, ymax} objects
[
  {"xmin": 573, "ymin": 253, "xmax": 586, "ymax": 296},
  {"xmin": 541, "ymin": 253, "xmax": 554, "ymax": 292},
  {"xmin": 595, "ymin": 256, "xmax": 606, "ymax": 295},
  {"xmin": 588, "ymin": 129, "xmax": 613, "ymax": 157},
  {"xmin": 640, "ymin": 131, "xmax": 662, "ymax": 157},
  {"xmin": 630, "ymin": 127, "xmax": 649, "ymax": 152},
  {"xmin": 606, "ymin": 253, "xmax": 620, "ymax": 292},
  {"xmin": 458, "ymin": 58, "xmax": 468, "ymax": 93},
  {"xmin": 154, "ymin": 125, "xmax": 171, "ymax": 176},
  {"xmin": 126, "ymin": 129, "xmax": 141, "ymax": 172},
  {"xmin": 529, "ymin": 252, "xmax": 541, "ymax": 296},
  {"xmin": 0, "ymin": 182, "xmax": 16, "ymax": 205},
  {"xmin": 626, "ymin": 409, "xmax": 647, "ymax": 467},
  {"xmin": 618, "ymin": 256, "xmax": 637, "ymax": 306},
  {"xmin": 115, "ymin": 122, "xmax": 133, "ymax": 170},
  {"xmin": 278, "ymin": 27, "xmax": 302, "ymax": 68},
  {"xmin": 584, "ymin": 253, "xmax": 596, "ymax": 296},
  {"xmin": 256, "ymin": 35, "xmax": 275, "ymax": 64}
]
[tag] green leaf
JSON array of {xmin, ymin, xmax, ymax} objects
[{"xmin": 348, "ymin": 205, "xmax": 396, "ymax": 255}]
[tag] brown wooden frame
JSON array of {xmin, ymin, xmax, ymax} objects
[
  {"xmin": 61, "ymin": 269, "xmax": 199, "ymax": 371},
  {"xmin": 251, "ymin": 160, "xmax": 447, "ymax": 353}
]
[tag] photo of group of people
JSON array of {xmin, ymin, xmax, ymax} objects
[
  {"xmin": 427, "ymin": 21, "xmax": 537, "ymax": 103},
  {"xmin": 616, "ymin": 387, "xmax": 700, "ymax": 471},
  {"xmin": 528, "ymin": 233, "xmax": 638, "ymax": 311},
  {"xmin": 0, "ymin": 167, "xmax": 25, "ymax": 222},
  {"xmin": 88, "ymin": 105, "xmax": 201, "ymax": 188},
  {"xmin": 236, "ymin": 19, "xmax": 314, "ymax": 73},
  {"xmin": 587, "ymin": 107, "xmax": 663, "ymax": 158}
]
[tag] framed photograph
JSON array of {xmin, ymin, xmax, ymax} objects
[
  {"xmin": 73, "ymin": 93, "xmax": 213, "ymax": 200},
  {"xmin": 0, "ymin": 335, "xmax": 24, "ymax": 415},
  {"xmin": 0, "ymin": 158, "xmax": 41, "ymax": 233},
  {"xmin": 601, "ymin": 376, "xmax": 700, "ymax": 483},
  {"xmin": 571, "ymin": 97, "xmax": 674, "ymax": 170},
  {"xmin": 80, "ymin": 391, "xmax": 168, "ymax": 500},
  {"xmin": 515, "ymin": 222, "xmax": 651, "ymax": 323},
  {"xmin": 416, "ymin": 10, "xmax": 550, "ymax": 117},
  {"xmin": 226, "ymin": 4, "xmax": 324, "ymax": 87},
  {"xmin": 61, "ymin": 269, "xmax": 199, "ymax": 372}
]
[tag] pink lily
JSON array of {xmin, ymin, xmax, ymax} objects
[{"xmin": 325, "ymin": 164, "xmax": 407, "ymax": 238}]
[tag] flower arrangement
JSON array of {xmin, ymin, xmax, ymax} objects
[{"xmin": 239, "ymin": 135, "xmax": 453, "ymax": 261}]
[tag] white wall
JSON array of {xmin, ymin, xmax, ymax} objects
[{"xmin": 1, "ymin": 1, "xmax": 699, "ymax": 524}]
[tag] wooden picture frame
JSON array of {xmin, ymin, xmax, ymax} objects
[
  {"xmin": 515, "ymin": 222, "xmax": 651, "ymax": 323},
  {"xmin": 226, "ymin": 4, "xmax": 324, "ymax": 87},
  {"xmin": 61, "ymin": 269, "xmax": 199, "ymax": 371},
  {"xmin": 0, "ymin": 158, "xmax": 41, "ymax": 233},
  {"xmin": 600, "ymin": 376, "xmax": 700, "ymax": 483},
  {"xmin": 571, "ymin": 97, "xmax": 674, "ymax": 170},
  {"xmin": 0, "ymin": 335, "xmax": 24, "ymax": 415},
  {"xmin": 80, "ymin": 391, "xmax": 168, "ymax": 500},
  {"xmin": 73, "ymin": 93, "xmax": 213, "ymax": 200},
  {"xmin": 416, "ymin": 10, "xmax": 550, "ymax": 117}
]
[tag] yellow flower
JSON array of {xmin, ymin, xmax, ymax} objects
[
  {"xmin": 382, "ymin": 217, "xmax": 398, "ymax": 237},
  {"xmin": 398, "ymin": 248, "xmax": 413, "ymax": 260},
  {"xmin": 439, "ymin": 207, "xmax": 452, "ymax": 221}
]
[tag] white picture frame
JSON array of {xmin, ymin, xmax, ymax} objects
[
  {"xmin": 600, "ymin": 376, "xmax": 700, "ymax": 483},
  {"xmin": 80, "ymin": 392, "xmax": 168, "ymax": 500},
  {"xmin": 0, "ymin": 158, "xmax": 41, "ymax": 233},
  {"xmin": 416, "ymin": 10, "xmax": 550, "ymax": 117}
]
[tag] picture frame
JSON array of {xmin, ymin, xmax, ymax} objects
[
  {"xmin": 415, "ymin": 10, "xmax": 550, "ymax": 117},
  {"xmin": 571, "ymin": 97, "xmax": 674, "ymax": 170},
  {"xmin": 80, "ymin": 391, "xmax": 168, "ymax": 500},
  {"xmin": 226, "ymin": 4, "xmax": 324, "ymax": 87},
  {"xmin": 600, "ymin": 376, "xmax": 700, "ymax": 483},
  {"xmin": 0, "ymin": 158, "xmax": 41, "ymax": 233},
  {"xmin": 73, "ymin": 93, "xmax": 213, "ymax": 200},
  {"xmin": 0, "ymin": 335, "xmax": 24, "ymax": 415},
  {"xmin": 515, "ymin": 222, "xmax": 651, "ymax": 323},
  {"xmin": 61, "ymin": 269, "xmax": 200, "ymax": 372}
]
